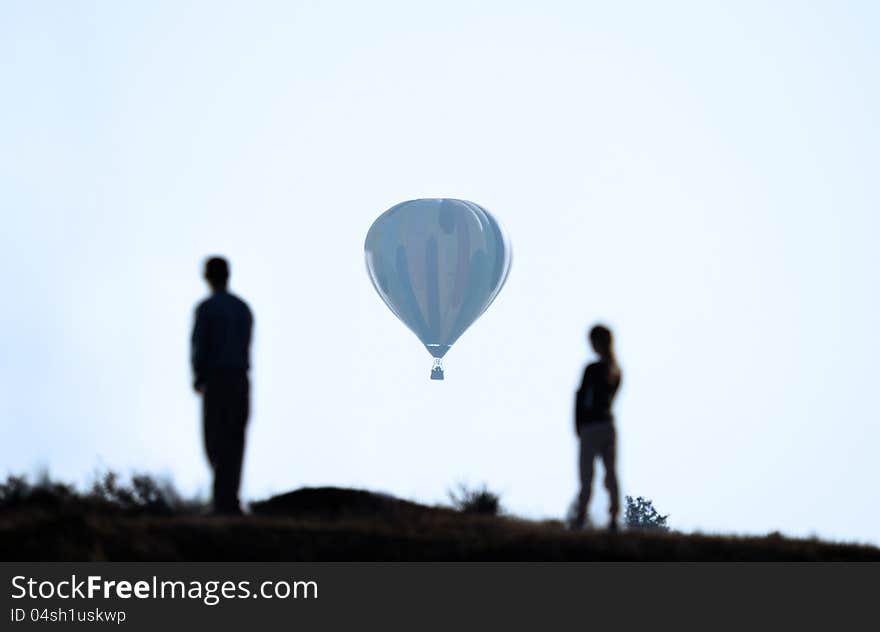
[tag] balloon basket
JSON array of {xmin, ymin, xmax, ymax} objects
[{"xmin": 430, "ymin": 358, "xmax": 444, "ymax": 381}]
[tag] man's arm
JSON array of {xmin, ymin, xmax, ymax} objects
[
  {"xmin": 191, "ymin": 304, "xmax": 208, "ymax": 392},
  {"xmin": 245, "ymin": 304, "xmax": 254, "ymax": 362}
]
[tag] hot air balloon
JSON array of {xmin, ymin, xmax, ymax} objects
[{"xmin": 364, "ymin": 198, "xmax": 512, "ymax": 380}]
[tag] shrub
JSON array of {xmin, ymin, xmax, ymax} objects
[
  {"xmin": 624, "ymin": 495, "xmax": 669, "ymax": 531},
  {"xmin": 0, "ymin": 470, "xmax": 206, "ymax": 515},
  {"xmin": 0, "ymin": 472, "xmax": 76, "ymax": 509},
  {"xmin": 449, "ymin": 483, "xmax": 502, "ymax": 515},
  {"xmin": 89, "ymin": 471, "xmax": 192, "ymax": 515}
]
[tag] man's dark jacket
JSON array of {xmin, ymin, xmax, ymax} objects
[{"xmin": 191, "ymin": 290, "xmax": 253, "ymax": 388}]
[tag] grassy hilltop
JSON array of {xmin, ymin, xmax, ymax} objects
[{"xmin": 1, "ymin": 475, "xmax": 877, "ymax": 562}]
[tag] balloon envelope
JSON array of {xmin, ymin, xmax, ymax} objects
[{"xmin": 364, "ymin": 198, "xmax": 511, "ymax": 379}]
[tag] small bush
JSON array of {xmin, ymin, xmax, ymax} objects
[
  {"xmin": 0, "ymin": 473, "xmax": 76, "ymax": 509},
  {"xmin": 89, "ymin": 471, "xmax": 192, "ymax": 515},
  {"xmin": 624, "ymin": 495, "xmax": 669, "ymax": 531},
  {"xmin": 0, "ymin": 470, "xmax": 207, "ymax": 515},
  {"xmin": 0, "ymin": 475, "xmax": 30, "ymax": 505},
  {"xmin": 449, "ymin": 483, "xmax": 502, "ymax": 515}
]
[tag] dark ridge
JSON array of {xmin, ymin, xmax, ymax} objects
[{"xmin": 249, "ymin": 486, "xmax": 453, "ymax": 522}]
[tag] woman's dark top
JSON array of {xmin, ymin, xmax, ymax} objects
[{"xmin": 575, "ymin": 360, "xmax": 621, "ymax": 433}]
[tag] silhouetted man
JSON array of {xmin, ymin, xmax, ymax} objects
[{"xmin": 191, "ymin": 256, "xmax": 253, "ymax": 515}]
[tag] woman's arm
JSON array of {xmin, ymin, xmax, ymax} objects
[{"xmin": 574, "ymin": 366, "xmax": 593, "ymax": 435}]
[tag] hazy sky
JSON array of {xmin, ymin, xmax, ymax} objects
[{"xmin": 2, "ymin": 1, "xmax": 878, "ymax": 544}]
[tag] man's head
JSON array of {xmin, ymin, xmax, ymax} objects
[{"xmin": 204, "ymin": 256, "xmax": 230, "ymax": 291}]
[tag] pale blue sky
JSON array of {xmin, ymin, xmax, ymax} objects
[{"xmin": 1, "ymin": 1, "xmax": 878, "ymax": 544}]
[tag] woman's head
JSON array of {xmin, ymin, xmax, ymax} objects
[{"xmin": 589, "ymin": 324, "xmax": 614, "ymax": 360}]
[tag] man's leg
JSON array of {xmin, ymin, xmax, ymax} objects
[
  {"xmin": 202, "ymin": 379, "xmax": 221, "ymax": 480},
  {"xmin": 214, "ymin": 373, "xmax": 249, "ymax": 514}
]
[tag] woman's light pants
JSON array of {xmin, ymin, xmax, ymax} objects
[{"xmin": 575, "ymin": 421, "xmax": 619, "ymax": 527}]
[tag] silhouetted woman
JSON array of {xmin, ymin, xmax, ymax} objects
[{"xmin": 572, "ymin": 324, "xmax": 622, "ymax": 532}]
